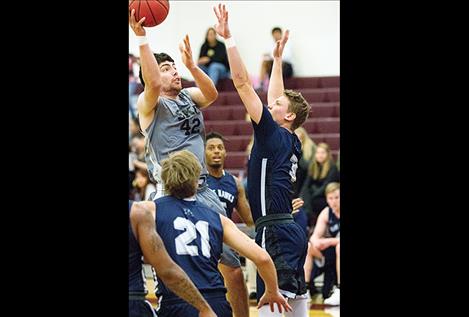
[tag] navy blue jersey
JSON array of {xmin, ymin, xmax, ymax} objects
[
  {"xmin": 207, "ymin": 171, "xmax": 238, "ymax": 219},
  {"xmin": 328, "ymin": 207, "xmax": 340, "ymax": 237},
  {"xmin": 129, "ymin": 200, "xmax": 146, "ymax": 294},
  {"xmin": 247, "ymin": 106, "xmax": 302, "ymax": 222},
  {"xmin": 154, "ymin": 196, "xmax": 225, "ymax": 298}
]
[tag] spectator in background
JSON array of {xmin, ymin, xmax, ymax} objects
[
  {"xmin": 131, "ymin": 168, "xmax": 157, "ymax": 201},
  {"xmin": 129, "ymin": 116, "xmax": 141, "ymax": 141},
  {"xmin": 303, "ymin": 182, "xmax": 340, "ymax": 305},
  {"xmin": 294, "ymin": 127, "xmax": 317, "ymax": 198},
  {"xmin": 336, "ymin": 149, "xmax": 340, "ymax": 172},
  {"xmin": 256, "ymin": 27, "xmax": 294, "ymax": 92},
  {"xmin": 129, "ymin": 54, "xmax": 139, "ymax": 118},
  {"xmin": 300, "ymin": 143, "xmax": 340, "ymax": 227},
  {"xmin": 198, "ymin": 27, "xmax": 230, "ymax": 87},
  {"xmin": 130, "ymin": 134, "xmax": 147, "ymax": 171}
]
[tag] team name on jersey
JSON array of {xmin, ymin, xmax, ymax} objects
[
  {"xmin": 176, "ymin": 104, "xmax": 200, "ymax": 120},
  {"xmin": 216, "ymin": 189, "xmax": 235, "ymax": 203}
]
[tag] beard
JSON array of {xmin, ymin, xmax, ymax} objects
[{"xmin": 208, "ymin": 162, "xmax": 222, "ymax": 169}]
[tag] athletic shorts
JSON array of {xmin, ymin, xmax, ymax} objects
[{"xmin": 255, "ymin": 221, "xmax": 308, "ymax": 301}]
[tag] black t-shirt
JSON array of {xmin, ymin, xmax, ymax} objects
[{"xmin": 199, "ymin": 41, "xmax": 230, "ymax": 70}]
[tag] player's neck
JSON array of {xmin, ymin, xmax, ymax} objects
[
  {"xmin": 161, "ymin": 89, "xmax": 180, "ymax": 100},
  {"xmin": 208, "ymin": 166, "xmax": 224, "ymax": 178},
  {"xmin": 280, "ymin": 123, "xmax": 294, "ymax": 133}
]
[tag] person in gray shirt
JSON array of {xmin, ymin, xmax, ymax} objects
[{"xmin": 129, "ymin": 10, "xmax": 250, "ymax": 317}]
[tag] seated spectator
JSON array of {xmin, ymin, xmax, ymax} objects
[
  {"xmin": 303, "ymin": 182, "xmax": 340, "ymax": 305},
  {"xmin": 300, "ymin": 142, "xmax": 340, "ymax": 227},
  {"xmin": 197, "ymin": 27, "xmax": 230, "ymax": 86}
]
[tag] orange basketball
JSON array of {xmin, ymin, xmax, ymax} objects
[{"xmin": 129, "ymin": 0, "xmax": 170, "ymax": 28}]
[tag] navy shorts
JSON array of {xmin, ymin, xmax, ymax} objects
[
  {"xmin": 157, "ymin": 291, "xmax": 232, "ymax": 317},
  {"xmin": 255, "ymin": 221, "xmax": 308, "ymax": 301},
  {"xmin": 129, "ymin": 299, "xmax": 156, "ymax": 317}
]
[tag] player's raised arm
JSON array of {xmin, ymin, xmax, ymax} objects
[
  {"xmin": 129, "ymin": 9, "xmax": 161, "ymax": 130},
  {"xmin": 213, "ymin": 4, "xmax": 264, "ymax": 123}
]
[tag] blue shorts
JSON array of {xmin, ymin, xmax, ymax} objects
[
  {"xmin": 255, "ymin": 221, "xmax": 308, "ymax": 300},
  {"xmin": 129, "ymin": 299, "xmax": 156, "ymax": 317},
  {"xmin": 157, "ymin": 291, "xmax": 232, "ymax": 317}
]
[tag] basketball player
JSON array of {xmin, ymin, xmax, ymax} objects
[
  {"xmin": 129, "ymin": 200, "xmax": 216, "ymax": 317},
  {"xmin": 205, "ymin": 132, "xmax": 304, "ymax": 222},
  {"xmin": 154, "ymin": 150, "xmax": 292, "ymax": 317},
  {"xmin": 213, "ymin": 4, "xmax": 311, "ymax": 316},
  {"xmin": 129, "ymin": 9, "xmax": 248, "ymax": 315},
  {"xmin": 205, "ymin": 132, "xmax": 305, "ymax": 311}
]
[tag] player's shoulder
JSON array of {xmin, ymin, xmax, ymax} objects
[
  {"xmin": 155, "ymin": 195, "xmax": 175, "ymax": 206},
  {"xmin": 223, "ymin": 170, "xmax": 235, "ymax": 179},
  {"xmin": 130, "ymin": 201, "xmax": 155, "ymax": 222}
]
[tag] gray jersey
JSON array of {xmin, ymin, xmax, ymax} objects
[{"xmin": 143, "ymin": 89, "xmax": 207, "ymax": 183}]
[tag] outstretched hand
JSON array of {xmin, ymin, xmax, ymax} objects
[
  {"xmin": 179, "ymin": 34, "xmax": 196, "ymax": 69},
  {"xmin": 258, "ymin": 290, "xmax": 292, "ymax": 314},
  {"xmin": 273, "ymin": 29, "xmax": 290, "ymax": 59},
  {"xmin": 129, "ymin": 9, "xmax": 146, "ymax": 36},
  {"xmin": 213, "ymin": 3, "xmax": 231, "ymax": 39}
]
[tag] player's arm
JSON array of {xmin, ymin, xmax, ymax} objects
[
  {"xmin": 234, "ymin": 177, "xmax": 254, "ymax": 227},
  {"xmin": 267, "ymin": 30, "xmax": 289, "ymax": 106},
  {"xmin": 129, "ymin": 10, "xmax": 161, "ymax": 130},
  {"xmin": 213, "ymin": 4, "xmax": 263, "ymax": 123},
  {"xmin": 131, "ymin": 202, "xmax": 216, "ymax": 317},
  {"xmin": 310, "ymin": 207, "xmax": 332, "ymax": 250},
  {"xmin": 220, "ymin": 215, "xmax": 292, "ymax": 313},
  {"xmin": 319, "ymin": 237, "xmax": 340, "ymax": 249},
  {"xmin": 179, "ymin": 35, "xmax": 218, "ymax": 108}
]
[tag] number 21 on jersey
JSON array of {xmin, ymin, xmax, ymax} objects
[{"xmin": 174, "ymin": 217, "xmax": 211, "ymax": 258}]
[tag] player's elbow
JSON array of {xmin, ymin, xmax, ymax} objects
[
  {"xmin": 206, "ymin": 89, "xmax": 218, "ymax": 104},
  {"xmin": 159, "ymin": 267, "xmax": 185, "ymax": 288},
  {"xmin": 255, "ymin": 249, "xmax": 273, "ymax": 268}
]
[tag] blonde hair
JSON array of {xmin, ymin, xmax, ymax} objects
[
  {"xmin": 161, "ymin": 150, "xmax": 201, "ymax": 199},
  {"xmin": 325, "ymin": 182, "xmax": 340, "ymax": 196},
  {"xmin": 308, "ymin": 142, "xmax": 333, "ymax": 180},
  {"xmin": 295, "ymin": 127, "xmax": 316, "ymax": 161},
  {"xmin": 284, "ymin": 89, "xmax": 311, "ymax": 131}
]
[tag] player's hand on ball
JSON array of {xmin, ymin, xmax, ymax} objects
[{"xmin": 129, "ymin": 9, "xmax": 146, "ymax": 36}]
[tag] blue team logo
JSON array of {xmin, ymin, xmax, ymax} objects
[{"xmin": 183, "ymin": 208, "xmax": 194, "ymax": 217}]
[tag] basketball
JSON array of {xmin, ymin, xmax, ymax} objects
[{"xmin": 129, "ymin": 0, "xmax": 170, "ymax": 28}]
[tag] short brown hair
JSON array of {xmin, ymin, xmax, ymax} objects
[
  {"xmin": 161, "ymin": 150, "xmax": 201, "ymax": 199},
  {"xmin": 284, "ymin": 89, "xmax": 311, "ymax": 130}
]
